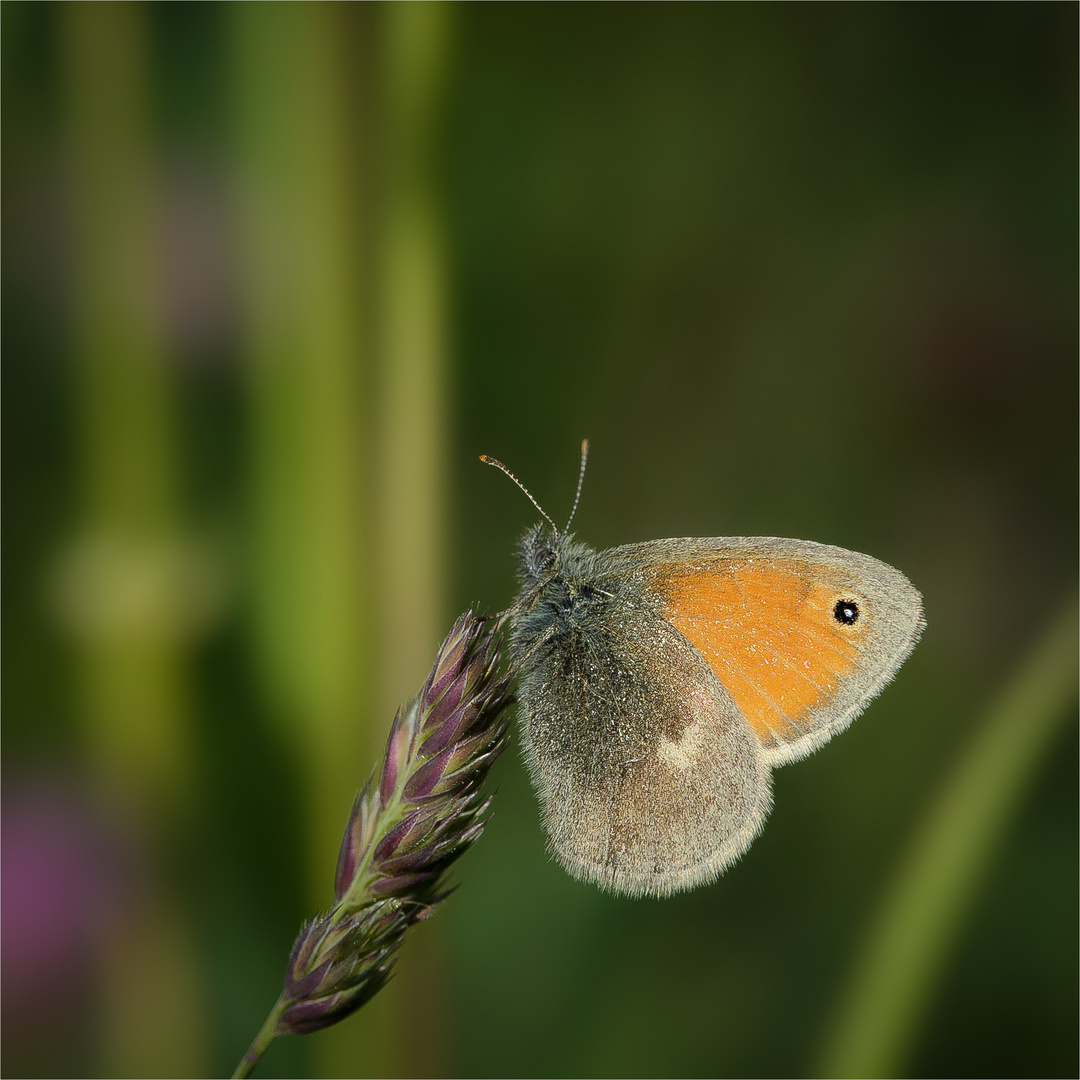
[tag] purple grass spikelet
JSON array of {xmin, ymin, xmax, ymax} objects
[{"xmin": 233, "ymin": 610, "xmax": 513, "ymax": 1079}]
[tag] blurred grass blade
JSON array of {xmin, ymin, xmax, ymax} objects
[
  {"xmin": 375, "ymin": 0, "xmax": 452, "ymax": 734},
  {"xmin": 353, "ymin": 4, "xmax": 456, "ymax": 1078},
  {"xmin": 60, "ymin": 4, "xmax": 207, "ymax": 1076},
  {"xmin": 231, "ymin": 4, "xmax": 370, "ymax": 1075},
  {"xmin": 231, "ymin": 0, "xmax": 368, "ymax": 900},
  {"xmin": 815, "ymin": 593, "xmax": 1079, "ymax": 1079},
  {"xmin": 62, "ymin": 0, "xmax": 189, "ymax": 809}
]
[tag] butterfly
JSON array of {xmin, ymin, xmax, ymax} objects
[{"xmin": 485, "ymin": 442, "xmax": 924, "ymax": 898}]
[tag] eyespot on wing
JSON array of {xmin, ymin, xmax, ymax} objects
[{"xmin": 617, "ymin": 537, "xmax": 925, "ymax": 766}]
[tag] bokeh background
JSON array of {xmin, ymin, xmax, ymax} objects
[{"xmin": 3, "ymin": 4, "xmax": 1076, "ymax": 1078}]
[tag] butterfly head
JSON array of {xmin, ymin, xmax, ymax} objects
[{"xmin": 483, "ymin": 439, "xmax": 591, "ymax": 588}]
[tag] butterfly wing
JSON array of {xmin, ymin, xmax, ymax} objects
[
  {"xmin": 515, "ymin": 592, "xmax": 772, "ymax": 898},
  {"xmin": 608, "ymin": 537, "xmax": 925, "ymax": 766}
]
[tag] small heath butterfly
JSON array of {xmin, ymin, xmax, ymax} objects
[{"xmin": 483, "ymin": 442, "xmax": 925, "ymax": 898}]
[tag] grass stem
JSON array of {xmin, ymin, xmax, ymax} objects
[{"xmin": 815, "ymin": 593, "xmax": 1078, "ymax": 1078}]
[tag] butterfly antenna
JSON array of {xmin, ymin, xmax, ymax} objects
[
  {"xmin": 480, "ymin": 453, "xmax": 559, "ymax": 535},
  {"xmin": 564, "ymin": 438, "xmax": 589, "ymax": 532}
]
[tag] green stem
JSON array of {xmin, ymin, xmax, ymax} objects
[{"xmin": 231, "ymin": 995, "xmax": 287, "ymax": 1080}]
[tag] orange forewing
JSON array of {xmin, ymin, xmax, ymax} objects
[{"xmin": 657, "ymin": 562, "xmax": 859, "ymax": 748}]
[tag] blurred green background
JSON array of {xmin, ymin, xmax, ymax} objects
[{"xmin": 2, "ymin": 3, "xmax": 1076, "ymax": 1078}]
